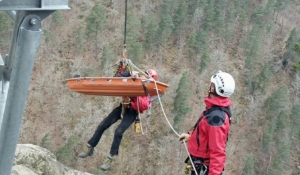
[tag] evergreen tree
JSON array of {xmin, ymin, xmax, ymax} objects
[
  {"xmin": 242, "ymin": 155, "xmax": 255, "ymax": 175},
  {"xmin": 264, "ymin": 86, "xmax": 289, "ymax": 120},
  {"xmin": 173, "ymin": 1, "xmax": 188, "ymax": 34},
  {"xmin": 172, "ymin": 71, "xmax": 191, "ymax": 131},
  {"xmin": 262, "ymin": 117, "xmax": 277, "ymax": 152},
  {"xmin": 0, "ymin": 12, "xmax": 13, "ymax": 48},
  {"xmin": 199, "ymin": 50, "xmax": 210, "ymax": 73},
  {"xmin": 233, "ymin": 0, "xmax": 248, "ymax": 25},
  {"xmin": 56, "ymin": 135, "xmax": 80, "ymax": 166},
  {"xmin": 244, "ymin": 24, "xmax": 263, "ymax": 92},
  {"xmin": 293, "ymin": 43, "xmax": 300, "ymax": 71},
  {"xmin": 224, "ymin": 8, "xmax": 236, "ymax": 40},
  {"xmin": 213, "ymin": 0, "xmax": 226, "ymax": 34},
  {"xmin": 251, "ymin": 5, "xmax": 265, "ymax": 27},
  {"xmin": 85, "ymin": 3, "xmax": 107, "ymax": 39},
  {"xmin": 203, "ymin": 0, "xmax": 215, "ymax": 31},
  {"xmin": 255, "ymin": 64, "xmax": 272, "ymax": 93},
  {"xmin": 195, "ymin": 30, "xmax": 207, "ymax": 54},
  {"xmin": 85, "ymin": 3, "xmax": 107, "ymax": 59},
  {"xmin": 188, "ymin": 32, "xmax": 197, "ymax": 60},
  {"xmin": 187, "ymin": 0, "xmax": 201, "ymax": 16},
  {"xmin": 290, "ymin": 104, "xmax": 300, "ymax": 140},
  {"xmin": 52, "ymin": 11, "xmax": 65, "ymax": 26},
  {"xmin": 101, "ymin": 45, "xmax": 115, "ymax": 70},
  {"xmin": 75, "ymin": 26, "xmax": 86, "ymax": 54},
  {"xmin": 43, "ymin": 29, "xmax": 53, "ymax": 44},
  {"xmin": 126, "ymin": 11, "xmax": 142, "ymax": 63},
  {"xmin": 286, "ymin": 28, "xmax": 298, "ymax": 51},
  {"xmin": 158, "ymin": 0, "xmax": 174, "ymax": 44},
  {"xmin": 40, "ymin": 133, "xmax": 52, "ymax": 151},
  {"xmin": 144, "ymin": 14, "xmax": 159, "ymax": 51},
  {"xmin": 269, "ymin": 112, "xmax": 291, "ymax": 175}
]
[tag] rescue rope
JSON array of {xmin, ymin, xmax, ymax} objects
[
  {"xmin": 115, "ymin": 59, "xmax": 199, "ymax": 174},
  {"xmin": 136, "ymin": 97, "xmax": 144, "ymax": 135},
  {"xmin": 152, "ymin": 80, "xmax": 199, "ymax": 175}
]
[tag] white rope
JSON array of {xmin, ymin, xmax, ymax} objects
[
  {"xmin": 127, "ymin": 59, "xmax": 198, "ymax": 174},
  {"xmin": 136, "ymin": 96, "xmax": 144, "ymax": 135},
  {"xmin": 153, "ymin": 80, "xmax": 198, "ymax": 175}
]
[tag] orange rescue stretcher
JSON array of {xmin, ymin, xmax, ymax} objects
[{"xmin": 66, "ymin": 77, "xmax": 169, "ymax": 96}]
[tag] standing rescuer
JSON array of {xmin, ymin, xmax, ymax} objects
[
  {"xmin": 78, "ymin": 68, "xmax": 158, "ymax": 171},
  {"xmin": 179, "ymin": 70, "xmax": 235, "ymax": 175}
]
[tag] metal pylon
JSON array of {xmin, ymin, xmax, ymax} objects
[{"xmin": 0, "ymin": 0, "xmax": 70, "ymax": 174}]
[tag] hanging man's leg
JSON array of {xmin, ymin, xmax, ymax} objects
[
  {"xmin": 100, "ymin": 106, "xmax": 137, "ymax": 170},
  {"xmin": 78, "ymin": 104, "xmax": 122, "ymax": 158}
]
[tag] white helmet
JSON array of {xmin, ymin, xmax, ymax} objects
[{"xmin": 210, "ymin": 70, "xmax": 235, "ymax": 97}]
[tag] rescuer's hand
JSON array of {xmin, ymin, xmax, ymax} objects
[{"xmin": 179, "ymin": 133, "xmax": 191, "ymax": 143}]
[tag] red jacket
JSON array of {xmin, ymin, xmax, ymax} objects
[
  {"xmin": 187, "ymin": 96, "xmax": 232, "ymax": 175},
  {"xmin": 130, "ymin": 96, "xmax": 151, "ymax": 113}
]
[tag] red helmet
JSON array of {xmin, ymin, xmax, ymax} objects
[{"xmin": 145, "ymin": 69, "xmax": 158, "ymax": 80}]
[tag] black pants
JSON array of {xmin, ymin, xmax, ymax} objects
[{"xmin": 88, "ymin": 103, "xmax": 137, "ymax": 156}]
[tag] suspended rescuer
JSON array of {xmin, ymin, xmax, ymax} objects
[
  {"xmin": 78, "ymin": 68, "xmax": 159, "ymax": 171},
  {"xmin": 179, "ymin": 70, "xmax": 235, "ymax": 175}
]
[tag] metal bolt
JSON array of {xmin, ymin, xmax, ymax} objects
[{"xmin": 29, "ymin": 18, "xmax": 37, "ymax": 25}]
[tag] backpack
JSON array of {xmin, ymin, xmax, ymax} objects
[{"xmin": 193, "ymin": 105, "xmax": 232, "ymax": 131}]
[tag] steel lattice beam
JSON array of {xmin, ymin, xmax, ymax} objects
[{"xmin": 0, "ymin": 0, "xmax": 70, "ymax": 10}]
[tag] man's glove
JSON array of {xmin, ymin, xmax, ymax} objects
[
  {"xmin": 179, "ymin": 133, "xmax": 191, "ymax": 143},
  {"xmin": 183, "ymin": 160, "xmax": 192, "ymax": 174}
]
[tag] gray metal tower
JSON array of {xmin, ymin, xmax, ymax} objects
[{"xmin": 0, "ymin": 0, "xmax": 70, "ymax": 174}]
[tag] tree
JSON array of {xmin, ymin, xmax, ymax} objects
[
  {"xmin": 213, "ymin": 0, "xmax": 226, "ymax": 34},
  {"xmin": 264, "ymin": 86, "xmax": 289, "ymax": 120},
  {"xmin": 242, "ymin": 155, "xmax": 255, "ymax": 175},
  {"xmin": 172, "ymin": 71, "xmax": 191, "ymax": 131},
  {"xmin": 85, "ymin": 3, "xmax": 107, "ymax": 59},
  {"xmin": 40, "ymin": 133, "xmax": 52, "ymax": 151},
  {"xmin": 43, "ymin": 29, "xmax": 53, "ymax": 44},
  {"xmin": 251, "ymin": 5, "xmax": 265, "ymax": 27},
  {"xmin": 173, "ymin": 1, "xmax": 188, "ymax": 35},
  {"xmin": 126, "ymin": 11, "xmax": 142, "ymax": 63},
  {"xmin": 254, "ymin": 64, "xmax": 272, "ymax": 93},
  {"xmin": 292, "ymin": 43, "xmax": 300, "ymax": 71},
  {"xmin": 101, "ymin": 45, "xmax": 115, "ymax": 70},
  {"xmin": 188, "ymin": 32, "xmax": 197, "ymax": 60},
  {"xmin": 52, "ymin": 11, "xmax": 65, "ymax": 26},
  {"xmin": 263, "ymin": 86, "xmax": 289, "ymax": 152},
  {"xmin": 203, "ymin": 0, "xmax": 215, "ymax": 31},
  {"xmin": 144, "ymin": 14, "xmax": 159, "ymax": 51},
  {"xmin": 56, "ymin": 135, "xmax": 80, "ymax": 166},
  {"xmin": 244, "ymin": 24, "xmax": 263, "ymax": 93},
  {"xmin": 290, "ymin": 104, "xmax": 300, "ymax": 140},
  {"xmin": 85, "ymin": 3, "xmax": 107, "ymax": 39},
  {"xmin": 269, "ymin": 112, "xmax": 291, "ymax": 175},
  {"xmin": 157, "ymin": 0, "xmax": 175, "ymax": 44},
  {"xmin": 195, "ymin": 30, "xmax": 207, "ymax": 54},
  {"xmin": 286, "ymin": 28, "xmax": 298, "ymax": 51},
  {"xmin": 262, "ymin": 117, "xmax": 277, "ymax": 152},
  {"xmin": 199, "ymin": 50, "xmax": 210, "ymax": 73},
  {"xmin": 75, "ymin": 26, "xmax": 86, "ymax": 54},
  {"xmin": 0, "ymin": 12, "xmax": 13, "ymax": 50}
]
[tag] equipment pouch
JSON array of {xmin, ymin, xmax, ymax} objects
[{"xmin": 134, "ymin": 120, "xmax": 141, "ymax": 133}]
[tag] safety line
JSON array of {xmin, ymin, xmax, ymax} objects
[
  {"xmin": 126, "ymin": 59, "xmax": 198, "ymax": 175},
  {"xmin": 153, "ymin": 80, "xmax": 198, "ymax": 175}
]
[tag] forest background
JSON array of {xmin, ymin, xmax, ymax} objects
[{"xmin": 1, "ymin": 0, "xmax": 300, "ymax": 174}]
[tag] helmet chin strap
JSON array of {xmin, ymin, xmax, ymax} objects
[{"xmin": 208, "ymin": 83, "xmax": 219, "ymax": 97}]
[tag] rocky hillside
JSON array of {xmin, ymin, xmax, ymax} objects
[
  {"xmin": 1, "ymin": 0, "xmax": 299, "ymax": 174},
  {"xmin": 12, "ymin": 144, "xmax": 92, "ymax": 175}
]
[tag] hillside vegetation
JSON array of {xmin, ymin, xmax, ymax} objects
[{"xmin": 1, "ymin": 0, "xmax": 300, "ymax": 174}]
